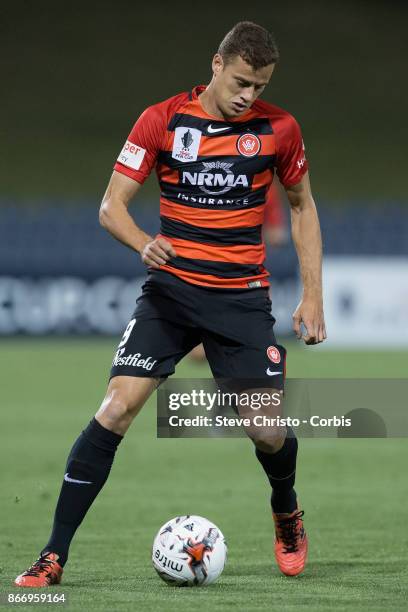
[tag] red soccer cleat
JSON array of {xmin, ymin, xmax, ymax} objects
[
  {"xmin": 14, "ymin": 552, "xmax": 63, "ymax": 587},
  {"xmin": 273, "ymin": 508, "xmax": 308, "ymax": 576}
]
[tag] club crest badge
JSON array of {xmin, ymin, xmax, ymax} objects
[
  {"xmin": 267, "ymin": 346, "xmax": 281, "ymax": 364},
  {"xmin": 237, "ymin": 133, "xmax": 261, "ymax": 157}
]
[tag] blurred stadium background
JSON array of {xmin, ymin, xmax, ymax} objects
[
  {"xmin": 1, "ymin": 1, "xmax": 407, "ymax": 609},
  {"xmin": 1, "ymin": 0, "xmax": 407, "ymax": 344}
]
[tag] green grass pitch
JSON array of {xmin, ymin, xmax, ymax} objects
[{"xmin": 0, "ymin": 339, "xmax": 407, "ymax": 611}]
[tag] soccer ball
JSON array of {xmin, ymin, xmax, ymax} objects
[{"xmin": 152, "ymin": 515, "xmax": 227, "ymax": 586}]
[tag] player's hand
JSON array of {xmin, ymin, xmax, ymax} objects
[
  {"xmin": 292, "ymin": 297, "xmax": 327, "ymax": 345},
  {"xmin": 141, "ymin": 237, "xmax": 177, "ymax": 269}
]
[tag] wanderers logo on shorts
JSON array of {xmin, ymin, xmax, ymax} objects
[{"xmin": 267, "ymin": 346, "xmax": 281, "ymax": 364}]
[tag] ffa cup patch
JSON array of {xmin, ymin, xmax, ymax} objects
[{"xmin": 172, "ymin": 127, "xmax": 202, "ymax": 163}]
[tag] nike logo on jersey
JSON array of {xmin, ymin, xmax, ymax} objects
[
  {"xmin": 266, "ymin": 369, "xmax": 282, "ymax": 376},
  {"xmin": 64, "ymin": 473, "xmax": 93, "ymax": 485},
  {"xmin": 207, "ymin": 124, "xmax": 232, "ymax": 133}
]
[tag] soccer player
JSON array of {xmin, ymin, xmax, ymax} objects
[{"xmin": 15, "ymin": 21, "xmax": 326, "ymax": 586}]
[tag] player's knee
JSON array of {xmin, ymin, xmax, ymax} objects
[
  {"xmin": 97, "ymin": 390, "xmax": 139, "ymax": 429},
  {"xmin": 96, "ymin": 377, "xmax": 158, "ymax": 435},
  {"xmin": 248, "ymin": 425, "xmax": 287, "ymax": 453}
]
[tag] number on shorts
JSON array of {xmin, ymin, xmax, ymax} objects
[{"xmin": 118, "ymin": 318, "xmax": 136, "ymax": 348}]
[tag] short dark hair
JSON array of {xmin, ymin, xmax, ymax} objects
[{"xmin": 218, "ymin": 21, "xmax": 279, "ymax": 70}]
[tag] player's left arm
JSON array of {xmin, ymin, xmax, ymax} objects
[{"xmin": 285, "ymin": 171, "xmax": 327, "ymax": 345}]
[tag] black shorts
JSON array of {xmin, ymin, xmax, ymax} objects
[{"xmin": 110, "ymin": 270, "xmax": 286, "ymax": 390}]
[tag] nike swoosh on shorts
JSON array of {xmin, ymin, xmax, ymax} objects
[{"xmin": 266, "ymin": 369, "xmax": 283, "ymax": 376}]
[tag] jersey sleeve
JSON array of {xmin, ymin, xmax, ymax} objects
[
  {"xmin": 114, "ymin": 104, "xmax": 166, "ymax": 184},
  {"xmin": 274, "ymin": 114, "xmax": 308, "ymax": 187}
]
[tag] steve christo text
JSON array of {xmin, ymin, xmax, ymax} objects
[{"xmin": 166, "ymin": 415, "xmax": 352, "ymax": 429}]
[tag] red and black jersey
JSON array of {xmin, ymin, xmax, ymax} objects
[{"xmin": 114, "ymin": 85, "xmax": 308, "ymax": 289}]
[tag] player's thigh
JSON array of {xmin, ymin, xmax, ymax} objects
[
  {"xmin": 203, "ymin": 318, "xmax": 286, "ymax": 447},
  {"xmin": 100, "ymin": 314, "xmax": 200, "ymax": 433},
  {"xmin": 202, "ymin": 315, "xmax": 286, "ymax": 393},
  {"xmin": 110, "ymin": 315, "xmax": 200, "ymax": 380}
]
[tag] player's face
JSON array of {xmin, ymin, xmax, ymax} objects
[{"xmin": 212, "ymin": 54, "xmax": 275, "ymax": 118}]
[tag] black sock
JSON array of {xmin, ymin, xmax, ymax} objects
[
  {"xmin": 255, "ymin": 427, "xmax": 298, "ymax": 514},
  {"xmin": 42, "ymin": 418, "xmax": 123, "ymax": 566}
]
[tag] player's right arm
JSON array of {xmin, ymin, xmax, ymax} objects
[
  {"xmin": 99, "ymin": 103, "xmax": 177, "ymax": 268},
  {"xmin": 99, "ymin": 171, "xmax": 176, "ymax": 268}
]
